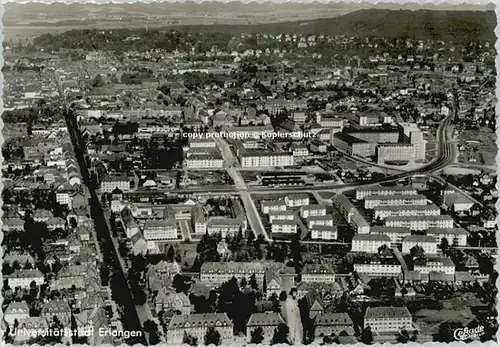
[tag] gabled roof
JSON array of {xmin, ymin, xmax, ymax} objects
[
  {"xmin": 315, "ymin": 312, "xmax": 353, "ymax": 326},
  {"xmin": 5, "ymin": 301, "xmax": 30, "ymax": 314},
  {"xmin": 247, "ymin": 312, "xmax": 285, "ymax": 327}
]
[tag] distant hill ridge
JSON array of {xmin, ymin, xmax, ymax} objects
[
  {"xmin": 32, "ymin": 9, "xmax": 496, "ymax": 50},
  {"xmin": 172, "ymin": 9, "xmax": 496, "ymax": 41}
]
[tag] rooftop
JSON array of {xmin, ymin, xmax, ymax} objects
[{"xmin": 365, "ymin": 306, "xmax": 411, "ymax": 320}]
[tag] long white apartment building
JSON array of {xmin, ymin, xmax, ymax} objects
[
  {"xmin": 427, "ymin": 227, "xmax": 468, "ymax": 246},
  {"xmin": 302, "ymin": 264, "xmax": 336, "ymax": 283},
  {"xmin": 370, "ymin": 226, "xmax": 412, "ymax": 245},
  {"xmin": 385, "ymin": 215, "xmax": 454, "ymax": 231},
  {"xmin": 200, "ymin": 262, "xmax": 265, "ymax": 287},
  {"xmin": 300, "ymin": 205, "xmax": 327, "ymax": 219},
  {"xmin": 101, "ymin": 176, "xmax": 131, "ymax": 193},
  {"xmin": 414, "ymin": 257, "xmax": 455, "ymax": 275},
  {"xmin": 240, "ymin": 151, "xmax": 294, "ymax": 168},
  {"xmin": 352, "ymin": 234, "xmax": 391, "ymax": 253},
  {"xmin": 353, "ymin": 260, "xmax": 402, "ymax": 277},
  {"xmin": 186, "ymin": 153, "xmax": 224, "ymax": 169},
  {"xmin": 271, "ymin": 220, "xmax": 298, "ymax": 234},
  {"xmin": 207, "ymin": 217, "xmax": 241, "ymax": 238},
  {"xmin": 356, "ymin": 185, "xmax": 418, "ymax": 200},
  {"xmin": 311, "ymin": 225, "xmax": 338, "ymax": 240},
  {"xmin": 188, "ymin": 137, "xmax": 217, "ymax": 148},
  {"xmin": 261, "ymin": 200, "xmax": 287, "ymax": 214},
  {"xmin": 142, "ymin": 219, "xmax": 178, "ymax": 241},
  {"xmin": 364, "ymin": 194, "xmax": 428, "ymax": 209},
  {"xmin": 269, "ymin": 210, "xmax": 295, "ymax": 223},
  {"xmin": 285, "ymin": 194, "xmax": 310, "ymax": 207},
  {"xmin": 308, "ymin": 215, "xmax": 334, "ymax": 229},
  {"xmin": 373, "ymin": 204, "xmax": 441, "ymax": 219},
  {"xmin": 137, "ymin": 124, "xmax": 178, "ymax": 138},
  {"xmin": 401, "ymin": 235, "xmax": 438, "ymax": 254},
  {"xmin": 364, "ymin": 307, "xmax": 412, "ymax": 333}
]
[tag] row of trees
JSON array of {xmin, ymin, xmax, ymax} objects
[
  {"xmin": 3, "ymin": 104, "xmax": 61, "ymax": 124},
  {"xmin": 183, "ymin": 326, "xmax": 222, "ymax": 346}
]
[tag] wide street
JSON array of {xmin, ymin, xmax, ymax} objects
[
  {"xmin": 214, "ymin": 135, "xmax": 272, "ymax": 241},
  {"xmin": 55, "ymin": 72, "xmax": 147, "ymax": 344}
]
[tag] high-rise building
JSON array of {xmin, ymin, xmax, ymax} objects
[{"xmin": 399, "ymin": 123, "xmax": 427, "ymax": 162}]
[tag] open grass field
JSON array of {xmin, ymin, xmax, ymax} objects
[
  {"xmin": 413, "ymin": 294, "xmax": 480, "ymax": 335},
  {"xmin": 458, "ymin": 127, "xmax": 497, "ymax": 166}
]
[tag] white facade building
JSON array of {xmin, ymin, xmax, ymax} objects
[
  {"xmin": 401, "ymin": 235, "xmax": 438, "ymax": 254},
  {"xmin": 364, "ymin": 194, "xmax": 428, "ymax": 209},
  {"xmin": 240, "ymin": 152, "xmax": 294, "ymax": 168},
  {"xmin": 308, "ymin": 215, "xmax": 334, "ymax": 228},
  {"xmin": 364, "ymin": 307, "xmax": 412, "ymax": 333},
  {"xmin": 284, "ymin": 194, "xmax": 310, "ymax": 207},
  {"xmin": 374, "ymin": 204, "xmax": 440, "ymax": 219},
  {"xmin": 261, "ymin": 200, "xmax": 287, "ymax": 214},
  {"xmin": 427, "ymin": 227, "xmax": 468, "ymax": 246},
  {"xmin": 311, "ymin": 225, "xmax": 338, "ymax": 240},
  {"xmin": 271, "ymin": 220, "xmax": 298, "ymax": 234},
  {"xmin": 385, "ymin": 215, "xmax": 454, "ymax": 231},
  {"xmin": 356, "ymin": 186, "xmax": 418, "ymax": 200},
  {"xmin": 352, "ymin": 234, "xmax": 391, "ymax": 253},
  {"xmin": 300, "ymin": 205, "xmax": 327, "ymax": 219},
  {"xmin": 186, "ymin": 154, "xmax": 224, "ymax": 169},
  {"xmin": 101, "ymin": 176, "xmax": 131, "ymax": 193},
  {"xmin": 269, "ymin": 210, "xmax": 295, "ymax": 223},
  {"xmin": 414, "ymin": 257, "xmax": 455, "ymax": 275}
]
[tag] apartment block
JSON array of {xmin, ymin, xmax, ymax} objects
[
  {"xmin": 364, "ymin": 194, "xmax": 428, "ymax": 209},
  {"xmin": 385, "ymin": 215, "xmax": 454, "ymax": 231},
  {"xmin": 373, "ymin": 204, "xmax": 441, "ymax": 219},
  {"xmin": 351, "ymin": 234, "xmax": 391, "ymax": 253},
  {"xmin": 356, "ymin": 185, "xmax": 418, "ymax": 200}
]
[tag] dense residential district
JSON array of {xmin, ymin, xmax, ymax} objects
[{"xmin": 2, "ymin": 24, "xmax": 498, "ymax": 346}]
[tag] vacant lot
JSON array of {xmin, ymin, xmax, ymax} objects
[
  {"xmin": 413, "ymin": 294, "xmax": 478, "ymax": 335},
  {"xmin": 458, "ymin": 127, "xmax": 497, "ymax": 166}
]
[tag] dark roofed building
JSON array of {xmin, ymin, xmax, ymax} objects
[
  {"xmin": 167, "ymin": 313, "xmax": 233, "ymax": 344},
  {"xmin": 315, "ymin": 312, "xmax": 355, "ymax": 338},
  {"xmin": 246, "ymin": 312, "xmax": 285, "ymax": 343}
]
